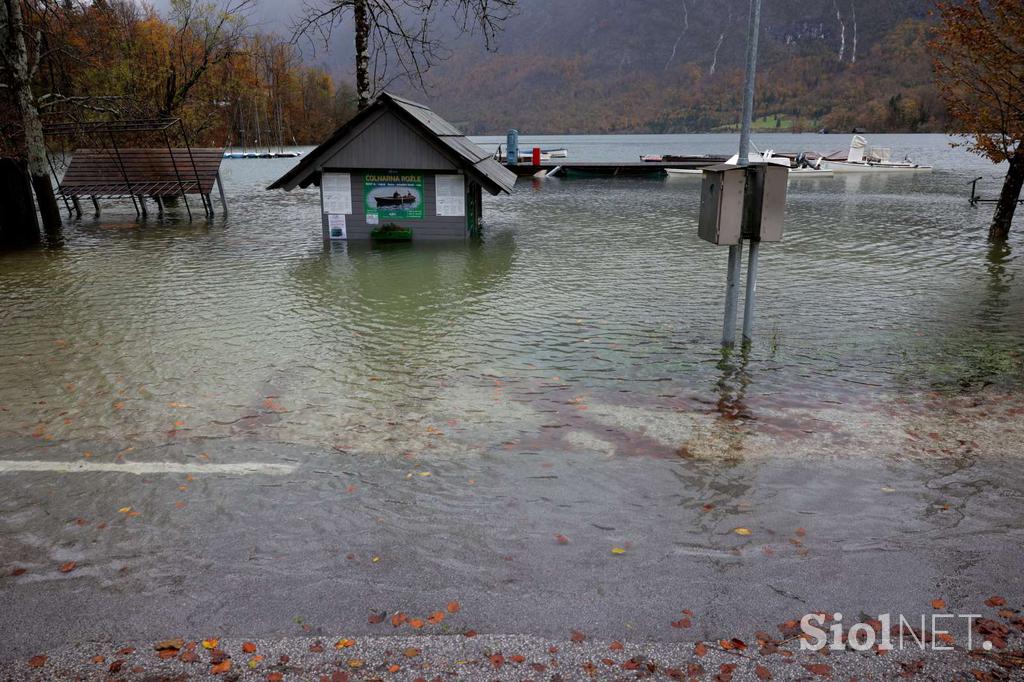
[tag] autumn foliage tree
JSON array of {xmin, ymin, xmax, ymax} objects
[{"xmin": 931, "ymin": 0, "xmax": 1024, "ymax": 241}]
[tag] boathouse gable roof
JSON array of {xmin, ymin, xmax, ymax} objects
[{"xmin": 267, "ymin": 92, "xmax": 515, "ymax": 195}]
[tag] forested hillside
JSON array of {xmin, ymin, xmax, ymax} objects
[{"xmin": 385, "ymin": 0, "xmax": 946, "ymax": 134}]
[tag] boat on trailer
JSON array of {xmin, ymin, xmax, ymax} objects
[{"xmin": 821, "ymin": 135, "xmax": 931, "ymax": 173}]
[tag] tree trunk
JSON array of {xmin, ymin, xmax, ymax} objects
[
  {"xmin": 989, "ymin": 147, "xmax": 1024, "ymax": 242},
  {"xmin": 1, "ymin": 0, "xmax": 62, "ymax": 239},
  {"xmin": 0, "ymin": 157, "xmax": 41, "ymax": 248},
  {"xmin": 353, "ymin": 0, "xmax": 370, "ymax": 109}
]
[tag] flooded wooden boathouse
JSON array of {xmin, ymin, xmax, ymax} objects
[{"xmin": 268, "ymin": 92, "xmax": 515, "ymax": 242}]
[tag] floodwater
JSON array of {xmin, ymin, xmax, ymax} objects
[
  {"xmin": 1, "ymin": 133, "xmax": 1023, "ymax": 653},
  {"xmin": 2, "ymin": 133, "xmax": 1022, "ymax": 455}
]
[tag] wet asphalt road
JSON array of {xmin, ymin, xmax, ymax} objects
[{"xmin": 1, "ymin": 430, "xmax": 1022, "ymax": 672}]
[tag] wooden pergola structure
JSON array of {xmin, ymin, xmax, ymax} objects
[{"xmin": 43, "ymin": 118, "xmax": 227, "ymax": 221}]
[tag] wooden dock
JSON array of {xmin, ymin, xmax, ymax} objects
[{"xmin": 506, "ymin": 158, "xmax": 728, "ymax": 178}]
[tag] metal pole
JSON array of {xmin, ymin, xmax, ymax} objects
[
  {"xmin": 738, "ymin": 0, "xmax": 761, "ymax": 167},
  {"xmin": 722, "ymin": 0, "xmax": 761, "ymax": 347},
  {"xmin": 722, "ymin": 243, "xmax": 743, "ymax": 346},
  {"xmin": 739, "ymin": 0, "xmax": 763, "ymax": 345},
  {"xmin": 742, "ymin": 240, "xmax": 760, "ymax": 343}
]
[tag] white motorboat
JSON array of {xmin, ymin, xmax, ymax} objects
[
  {"xmin": 666, "ymin": 149, "xmax": 833, "ymax": 177},
  {"xmin": 821, "ymin": 135, "xmax": 931, "ymax": 172}
]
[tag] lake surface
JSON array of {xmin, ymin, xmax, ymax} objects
[
  {"xmin": 2, "ymin": 133, "xmax": 1024, "ymax": 656},
  {"xmin": 1, "ymin": 133, "xmax": 1021, "ymax": 457}
]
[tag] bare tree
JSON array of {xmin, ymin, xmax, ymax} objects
[{"xmin": 293, "ymin": 0, "xmax": 517, "ymax": 110}]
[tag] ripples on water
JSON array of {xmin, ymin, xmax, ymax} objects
[{"xmin": 1, "ymin": 133, "xmax": 1022, "ymax": 454}]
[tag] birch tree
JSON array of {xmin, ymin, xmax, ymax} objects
[
  {"xmin": 293, "ymin": 0, "xmax": 517, "ymax": 110},
  {"xmin": 0, "ymin": 0, "xmax": 62, "ymax": 238}
]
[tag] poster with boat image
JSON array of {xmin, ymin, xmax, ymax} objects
[{"xmin": 364, "ymin": 172, "xmax": 424, "ymax": 221}]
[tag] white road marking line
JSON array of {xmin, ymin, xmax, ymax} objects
[{"xmin": 0, "ymin": 460, "xmax": 296, "ymax": 475}]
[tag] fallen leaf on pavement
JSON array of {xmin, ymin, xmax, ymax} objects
[
  {"xmin": 985, "ymin": 596, "xmax": 1006, "ymax": 607},
  {"xmin": 59, "ymin": 561, "xmax": 76, "ymax": 573},
  {"xmin": 409, "ymin": 618, "xmax": 424, "ymax": 629},
  {"xmin": 334, "ymin": 638, "xmax": 355, "ymax": 649},
  {"xmin": 155, "ymin": 639, "xmax": 185, "ymax": 651},
  {"xmin": 347, "ymin": 659, "xmax": 364, "ymax": 669},
  {"xmin": 447, "ymin": 601, "xmax": 460, "ymax": 613},
  {"xmin": 609, "ymin": 641, "xmax": 624, "ymax": 650},
  {"xmin": 803, "ymin": 663, "xmax": 832, "ymax": 677},
  {"xmin": 490, "ymin": 653, "xmax": 504, "ymax": 668},
  {"xmin": 202, "ymin": 639, "xmax": 219, "ymax": 650},
  {"xmin": 404, "ymin": 648, "xmax": 420, "ymax": 658},
  {"xmin": 756, "ymin": 664, "xmax": 772, "ymax": 680},
  {"xmin": 387, "ymin": 664, "xmax": 401, "ymax": 673},
  {"xmin": 611, "ymin": 547, "xmax": 626, "ymax": 555},
  {"xmin": 571, "ymin": 630, "xmax": 586, "ymax": 642},
  {"xmin": 242, "ymin": 642, "xmax": 257, "ymax": 654},
  {"xmin": 463, "ymin": 629, "xmax": 477, "ymax": 638},
  {"xmin": 671, "ymin": 618, "xmax": 692, "ymax": 628},
  {"xmin": 267, "ymin": 673, "xmax": 283, "ymax": 682},
  {"xmin": 391, "ymin": 612, "xmax": 407, "ymax": 627},
  {"xmin": 694, "ymin": 643, "xmax": 707, "ymax": 657},
  {"xmin": 210, "ymin": 660, "xmax": 231, "ymax": 674},
  {"xmin": 91, "ymin": 656, "xmax": 105, "ymax": 664},
  {"xmin": 734, "ymin": 528, "xmax": 752, "ymax": 536},
  {"xmin": 931, "ymin": 599, "xmax": 946, "ymax": 609},
  {"xmin": 28, "ymin": 655, "xmax": 47, "ymax": 668},
  {"xmin": 368, "ymin": 611, "xmax": 385, "ymax": 624},
  {"xmin": 426, "ymin": 611, "xmax": 445, "ymax": 624},
  {"xmin": 555, "ymin": 534, "xmax": 570, "ymax": 544}
]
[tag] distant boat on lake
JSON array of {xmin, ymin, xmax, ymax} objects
[{"xmin": 820, "ymin": 135, "xmax": 932, "ymax": 173}]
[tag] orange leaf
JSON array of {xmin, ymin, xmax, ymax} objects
[
  {"xmin": 510, "ymin": 654, "xmax": 525, "ymax": 663},
  {"xmin": 403, "ymin": 647, "xmax": 420, "ymax": 658},
  {"xmin": 490, "ymin": 653, "xmax": 504, "ymax": 668},
  {"xmin": 755, "ymin": 665, "xmax": 773, "ymax": 680},
  {"xmin": 803, "ymin": 663, "xmax": 832, "ymax": 677},
  {"xmin": 985, "ymin": 596, "xmax": 1006, "ymax": 607},
  {"xmin": 211, "ymin": 660, "xmax": 231, "ymax": 674},
  {"xmin": 267, "ymin": 673, "xmax": 283, "ymax": 682},
  {"xmin": 334, "ymin": 638, "xmax": 356, "ymax": 649},
  {"xmin": 694, "ymin": 642, "xmax": 707, "ymax": 657},
  {"xmin": 571, "ymin": 630, "xmax": 586, "ymax": 642},
  {"xmin": 387, "ymin": 664, "xmax": 401, "ymax": 673},
  {"xmin": 447, "ymin": 601, "xmax": 460, "ymax": 613},
  {"xmin": 931, "ymin": 599, "xmax": 946, "ymax": 609},
  {"xmin": 242, "ymin": 642, "xmax": 257, "ymax": 654},
  {"xmin": 391, "ymin": 612, "xmax": 407, "ymax": 627},
  {"xmin": 368, "ymin": 611, "xmax": 385, "ymax": 624},
  {"xmin": 59, "ymin": 561, "xmax": 76, "ymax": 573},
  {"xmin": 91, "ymin": 656, "xmax": 105, "ymax": 664},
  {"xmin": 609, "ymin": 640, "xmax": 624, "ymax": 651},
  {"xmin": 426, "ymin": 611, "xmax": 445, "ymax": 625},
  {"xmin": 409, "ymin": 618, "xmax": 424, "ymax": 629},
  {"xmin": 28, "ymin": 655, "xmax": 47, "ymax": 668},
  {"xmin": 937, "ymin": 632, "xmax": 955, "ymax": 645}
]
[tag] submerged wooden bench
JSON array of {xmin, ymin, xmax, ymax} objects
[{"xmin": 58, "ymin": 148, "xmax": 226, "ymax": 218}]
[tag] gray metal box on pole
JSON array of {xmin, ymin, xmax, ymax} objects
[
  {"xmin": 741, "ymin": 163, "xmax": 788, "ymax": 242},
  {"xmin": 698, "ymin": 164, "xmax": 746, "ymax": 245}
]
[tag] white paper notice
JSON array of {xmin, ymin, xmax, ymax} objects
[
  {"xmin": 435, "ymin": 175, "xmax": 465, "ymax": 216},
  {"xmin": 327, "ymin": 214, "xmax": 347, "ymax": 240},
  {"xmin": 321, "ymin": 173, "xmax": 352, "ymax": 214}
]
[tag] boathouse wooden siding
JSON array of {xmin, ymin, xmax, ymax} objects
[{"xmin": 267, "ymin": 92, "xmax": 513, "ymax": 242}]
